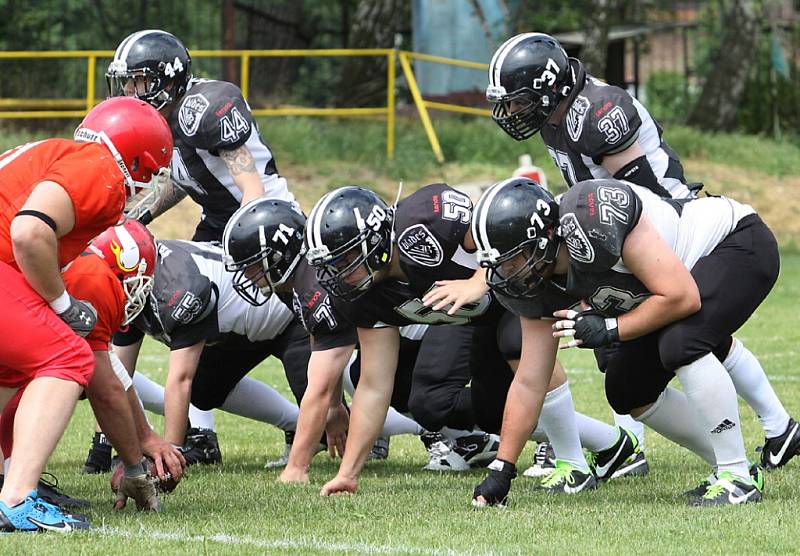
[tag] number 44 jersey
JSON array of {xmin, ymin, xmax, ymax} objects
[{"xmin": 332, "ymin": 183, "xmax": 500, "ymax": 328}]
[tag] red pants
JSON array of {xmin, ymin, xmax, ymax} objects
[{"xmin": 0, "ymin": 261, "xmax": 93, "ymax": 389}]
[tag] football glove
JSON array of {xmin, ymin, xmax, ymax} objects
[
  {"xmin": 472, "ymin": 459, "xmax": 517, "ymax": 508},
  {"xmin": 57, "ymin": 295, "xmax": 97, "ymax": 337},
  {"xmin": 556, "ymin": 309, "xmax": 619, "ymax": 349},
  {"xmin": 114, "ymin": 460, "xmax": 161, "ymax": 512}
]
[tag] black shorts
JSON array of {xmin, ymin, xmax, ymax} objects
[
  {"xmin": 190, "ymin": 320, "xmax": 311, "ymax": 410},
  {"xmin": 602, "ymin": 214, "xmax": 779, "ymax": 414},
  {"xmin": 407, "ymin": 310, "xmax": 519, "ymax": 433},
  {"xmin": 348, "ymin": 335, "xmax": 421, "ymax": 413}
]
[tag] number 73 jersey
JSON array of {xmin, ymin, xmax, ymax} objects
[
  {"xmin": 332, "ymin": 183, "xmax": 497, "ymax": 328},
  {"xmin": 557, "ymin": 179, "xmax": 755, "ymax": 317}
]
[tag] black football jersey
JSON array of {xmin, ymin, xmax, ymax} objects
[
  {"xmin": 113, "ymin": 239, "xmax": 294, "ymax": 349},
  {"xmin": 278, "ymin": 260, "xmax": 357, "ymax": 352},
  {"xmin": 168, "ymin": 78, "xmax": 295, "ymax": 239},
  {"xmin": 540, "ymin": 60, "xmax": 689, "ymax": 198},
  {"xmin": 332, "ymin": 183, "xmax": 496, "ymax": 328}
]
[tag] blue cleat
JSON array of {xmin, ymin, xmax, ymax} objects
[{"xmin": 0, "ymin": 490, "xmax": 90, "ymax": 533}]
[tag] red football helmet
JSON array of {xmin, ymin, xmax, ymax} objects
[
  {"xmin": 74, "ymin": 97, "xmax": 173, "ymax": 199},
  {"xmin": 89, "ymin": 219, "xmax": 157, "ymax": 325}
]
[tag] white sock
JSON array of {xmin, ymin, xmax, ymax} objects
[
  {"xmin": 676, "ymin": 353, "xmax": 749, "ymax": 479},
  {"xmin": 342, "ymin": 352, "xmax": 358, "ymax": 396},
  {"xmin": 636, "ymin": 386, "xmax": 715, "ymax": 465},
  {"xmin": 539, "ymin": 382, "xmax": 589, "ymax": 472},
  {"xmin": 574, "ymin": 412, "xmax": 619, "ymax": 453},
  {"xmin": 382, "ymin": 410, "xmax": 424, "ymax": 437},
  {"xmin": 3, "ymin": 457, "xmax": 9, "ymax": 476},
  {"xmin": 132, "ymin": 371, "xmax": 166, "ymax": 414},
  {"xmin": 530, "ymin": 423, "xmax": 547, "ymax": 443},
  {"xmin": 724, "ymin": 338, "xmax": 790, "ymax": 438},
  {"xmin": 220, "ymin": 376, "xmax": 299, "ymax": 431},
  {"xmin": 133, "ymin": 371, "xmax": 215, "ymax": 430},
  {"xmin": 613, "ymin": 411, "xmax": 646, "ymax": 451},
  {"xmin": 188, "ymin": 405, "xmax": 216, "ymax": 431}
]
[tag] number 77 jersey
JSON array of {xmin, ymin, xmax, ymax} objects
[{"xmin": 331, "ymin": 183, "xmax": 498, "ymax": 329}]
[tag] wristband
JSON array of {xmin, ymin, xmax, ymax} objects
[{"xmin": 49, "ymin": 290, "xmax": 71, "ymax": 314}]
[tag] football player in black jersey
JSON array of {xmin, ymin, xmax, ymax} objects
[
  {"xmin": 471, "ymin": 177, "xmax": 799, "ymax": 507},
  {"xmin": 487, "ymin": 33, "xmax": 692, "ymax": 199},
  {"xmin": 222, "ymin": 198, "xmax": 427, "ymax": 483},
  {"xmin": 110, "ymin": 239, "xmax": 310, "ymax": 468},
  {"xmin": 106, "ymin": 30, "xmax": 295, "ymax": 242},
  {"xmin": 305, "ymin": 185, "xmax": 640, "ymax": 497}
]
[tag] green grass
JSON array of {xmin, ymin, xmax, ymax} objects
[{"xmin": 4, "ymin": 254, "xmax": 800, "ymax": 554}]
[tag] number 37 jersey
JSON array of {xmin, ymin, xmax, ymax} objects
[{"xmin": 332, "ymin": 183, "xmax": 497, "ymax": 328}]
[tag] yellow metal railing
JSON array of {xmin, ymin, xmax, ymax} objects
[{"xmin": 0, "ymin": 48, "xmax": 489, "ymax": 162}]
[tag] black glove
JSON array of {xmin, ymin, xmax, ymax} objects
[
  {"xmin": 57, "ymin": 295, "xmax": 97, "ymax": 337},
  {"xmin": 472, "ymin": 459, "xmax": 517, "ymax": 507},
  {"xmin": 573, "ymin": 310, "xmax": 619, "ymax": 348}
]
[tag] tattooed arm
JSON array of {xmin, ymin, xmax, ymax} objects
[
  {"xmin": 219, "ymin": 144, "xmax": 264, "ymax": 206},
  {"xmin": 144, "ymin": 179, "xmax": 189, "ymax": 221}
]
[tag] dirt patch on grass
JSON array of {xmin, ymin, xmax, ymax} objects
[{"xmin": 151, "ymin": 158, "xmax": 800, "ymax": 249}]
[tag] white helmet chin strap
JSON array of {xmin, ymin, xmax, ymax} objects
[{"xmin": 74, "ymin": 126, "xmax": 135, "ymax": 193}]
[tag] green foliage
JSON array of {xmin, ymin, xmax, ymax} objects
[
  {"xmin": 3, "ymin": 254, "xmax": 800, "ymax": 554},
  {"xmin": 645, "ymin": 71, "xmax": 693, "ymax": 126}
]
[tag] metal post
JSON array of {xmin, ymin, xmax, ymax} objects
[
  {"xmin": 241, "ymin": 53, "xmax": 250, "ymax": 100},
  {"xmin": 398, "ymin": 51, "xmax": 444, "ymax": 163},
  {"xmin": 386, "ymin": 50, "xmax": 396, "ymax": 160},
  {"xmin": 86, "ymin": 55, "xmax": 96, "ymax": 113}
]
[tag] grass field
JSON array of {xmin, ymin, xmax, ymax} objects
[{"xmin": 3, "ymin": 255, "xmax": 799, "ymax": 554}]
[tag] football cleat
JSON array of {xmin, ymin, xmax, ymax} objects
[
  {"xmin": 536, "ymin": 460, "xmax": 598, "ymax": 494},
  {"xmin": 82, "ymin": 432, "xmax": 112, "ymax": 474},
  {"xmin": 610, "ymin": 450, "xmax": 650, "ymax": 479},
  {"xmin": 758, "ymin": 417, "xmax": 800, "ymax": 470},
  {"xmin": 587, "ymin": 427, "xmax": 639, "ymax": 481},
  {"xmin": 522, "ymin": 442, "xmax": 556, "ymax": 478},
  {"xmin": 422, "ymin": 432, "xmax": 500, "ymax": 471},
  {"xmin": 0, "ymin": 491, "xmax": 90, "ymax": 533},
  {"xmin": 36, "ymin": 474, "xmax": 90, "ymax": 509},
  {"xmin": 455, "ymin": 433, "xmax": 500, "ymax": 468},
  {"xmin": 181, "ymin": 427, "xmax": 222, "ymax": 466},
  {"xmin": 264, "ymin": 430, "xmax": 325, "ymax": 469},
  {"xmin": 421, "ymin": 432, "xmax": 469, "ymax": 471},
  {"xmin": 689, "ymin": 468, "xmax": 764, "ymax": 507},
  {"xmin": 367, "ymin": 436, "xmax": 390, "ymax": 461},
  {"xmin": 683, "ymin": 463, "xmax": 762, "ymax": 499}
]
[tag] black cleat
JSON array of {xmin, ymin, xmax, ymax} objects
[
  {"xmin": 181, "ymin": 427, "xmax": 222, "ymax": 466},
  {"xmin": 587, "ymin": 427, "xmax": 639, "ymax": 481},
  {"xmin": 689, "ymin": 467, "xmax": 763, "ymax": 507},
  {"xmin": 537, "ymin": 461, "xmax": 598, "ymax": 494},
  {"xmin": 759, "ymin": 417, "xmax": 800, "ymax": 470},
  {"xmin": 82, "ymin": 432, "xmax": 112, "ymax": 474},
  {"xmin": 367, "ymin": 436, "xmax": 390, "ymax": 461},
  {"xmin": 37, "ymin": 473, "xmax": 90, "ymax": 510}
]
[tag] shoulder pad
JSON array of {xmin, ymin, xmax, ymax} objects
[
  {"xmin": 558, "ymin": 180, "xmax": 641, "ymax": 272},
  {"xmin": 395, "ymin": 184, "xmax": 472, "ymax": 268},
  {"xmin": 567, "ymin": 81, "xmax": 642, "ymax": 160},
  {"xmin": 176, "ymin": 80, "xmax": 254, "ymax": 151}
]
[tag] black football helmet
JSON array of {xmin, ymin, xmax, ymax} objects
[
  {"xmin": 472, "ymin": 177, "xmax": 560, "ymax": 298},
  {"xmin": 305, "ymin": 186, "xmax": 394, "ymax": 301},
  {"xmin": 222, "ymin": 198, "xmax": 306, "ymax": 306},
  {"xmin": 106, "ymin": 30, "xmax": 192, "ymax": 111},
  {"xmin": 487, "ymin": 33, "xmax": 573, "ymax": 140}
]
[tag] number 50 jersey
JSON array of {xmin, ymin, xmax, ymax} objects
[{"xmin": 332, "ymin": 183, "xmax": 500, "ymax": 328}]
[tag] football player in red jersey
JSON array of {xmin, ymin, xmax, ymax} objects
[
  {"xmin": 0, "ymin": 97, "xmax": 172, "ymax": 532},
  {"xmin": 1, "ymin": 220, "xmax": 185, "ymax": 512}
]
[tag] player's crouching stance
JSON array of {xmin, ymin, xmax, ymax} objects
[
  {"xmin": 471, "ymin": 177, "xmax": 794, "ymax": 507},
  {"xmin": 1, "ymin": 221, "xmax": 184, "ymax": 513},
  {"xmin": 0, "ymin": 97, "xmax": 172, "ymax": 532}
]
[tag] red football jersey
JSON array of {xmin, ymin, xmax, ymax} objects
[
  {"xmin": 63, "ymin": 252, "xmax": 125, "ymax": 351},
  {"xmin": 0, "ymin": 138, "xmax": 126, "ymax": 269}
]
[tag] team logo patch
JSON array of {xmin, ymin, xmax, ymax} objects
[
  {"xmin": 566, "ymin": 95, "xmax": 590, "ymax": 142},
  {"xmin": 178, "ymin": 93, "xmax": 210, "ymax": 137},
  {"xmin": 560, "ymin": 213, "xmax": 595, "ymax": 263},
  {"xmin": 397, "ymin": 224, "xmax": 443, "ymax": 267}
]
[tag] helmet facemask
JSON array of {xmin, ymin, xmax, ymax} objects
[
  {"xmin": 226, "ymin": 243, "xmax": 303, "ymax": 307},
  {"xmin": 121, "ymin": 259, "xmax": 154, "ymax": 325},
  {"xmin": 106, "ymin": 62, "xmax": 176, "ymax": 111},
  {"xmin": 487, "ymin": 86, "xmax": 555, "ymax": 141},
  {"xmin": 480, "ymin": 231, "xmax": 560, "ymax": 299}
]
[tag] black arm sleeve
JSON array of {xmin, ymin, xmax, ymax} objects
[{"xmin": 613, "ymin": 155, "xmax": 670, "ymax": 197}]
